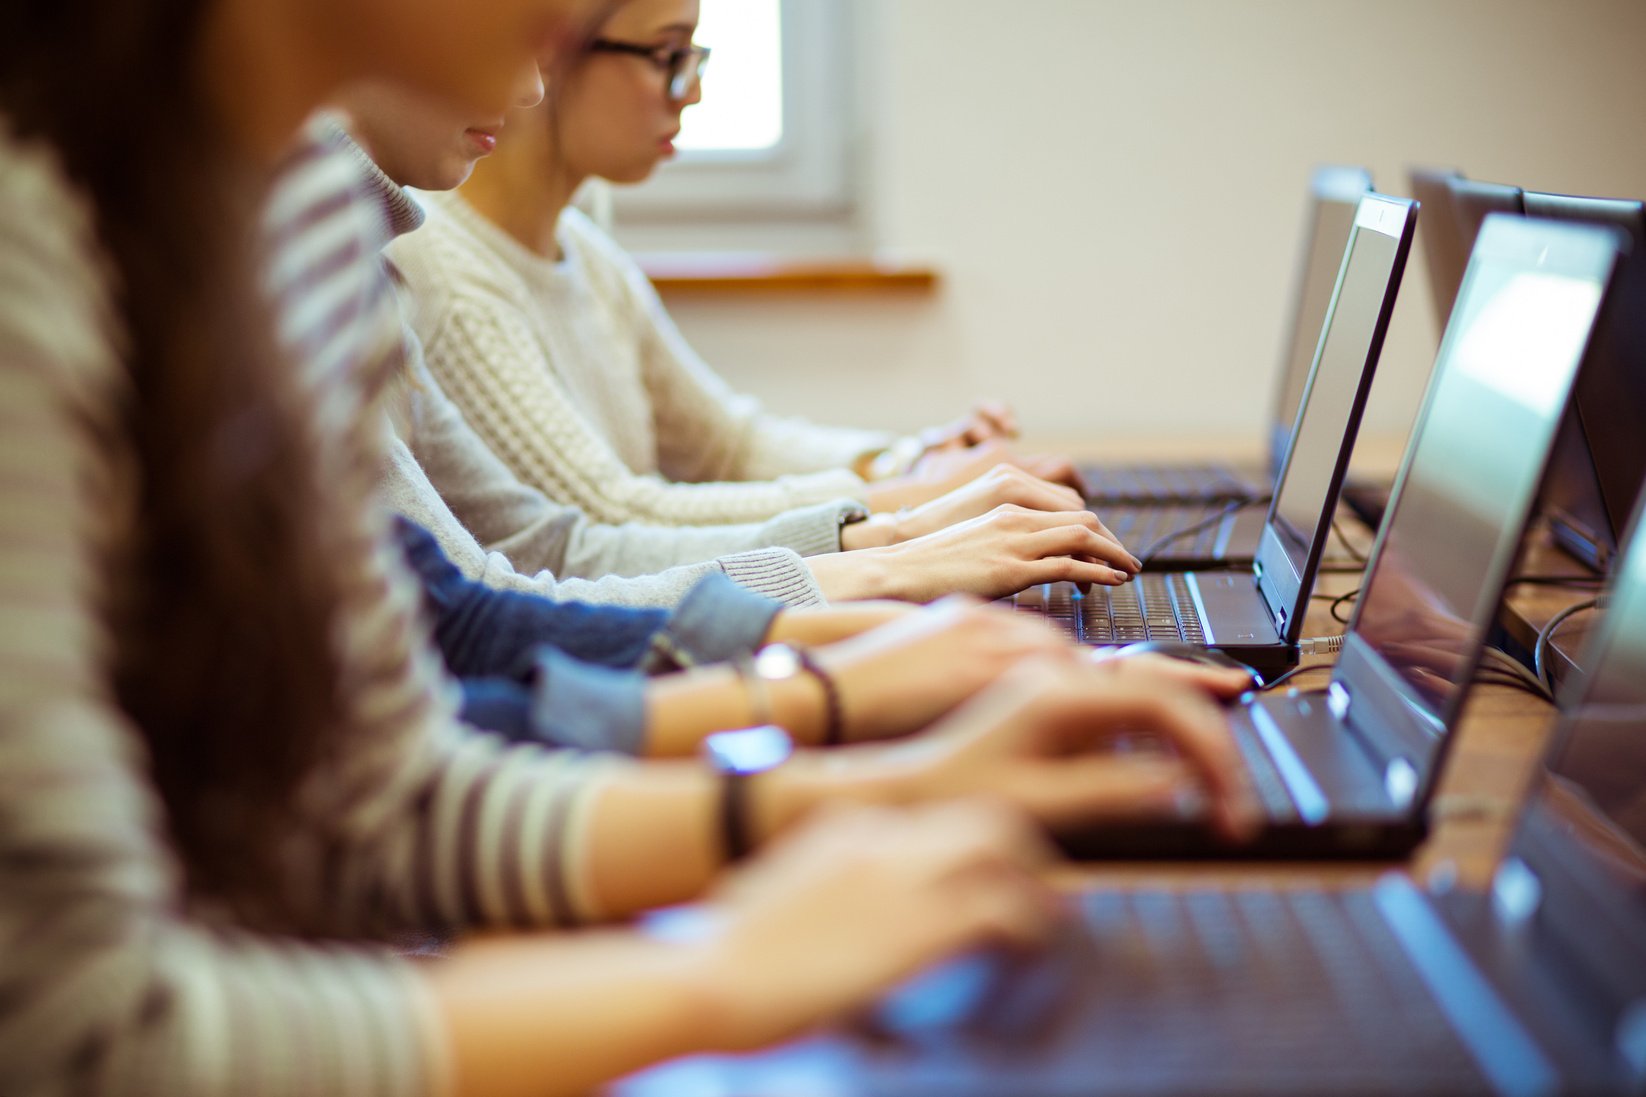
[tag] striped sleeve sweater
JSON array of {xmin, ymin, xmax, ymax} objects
[
  {"xmin": 0, "ymin": 116, "xmax": 624, "ymax": 1097},
  {"xmin": 388, "ymin": 192, "xmax": 899, "ymax": 527}
]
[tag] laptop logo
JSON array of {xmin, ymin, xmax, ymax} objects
[
  {"xmin": 1491, "ymin": 857, "xmax": 1544, "ymax": 927},
  {"xmin": 1384, "ymin": 758, "xmax": 1418, "ymax": 809}
]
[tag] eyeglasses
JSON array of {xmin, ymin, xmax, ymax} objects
[{"xmin": 589, "ymin": 39, "xmax": 712, "ymax": 101}]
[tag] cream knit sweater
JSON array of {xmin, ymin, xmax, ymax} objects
[{"xmin": 389, "ymin": 192, "xmax": 897, "ymax": 527}]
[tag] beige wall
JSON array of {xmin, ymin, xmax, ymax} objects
[{"xmin": 627, "ymin": 0, "xmax": 1646, "ymax": 454}]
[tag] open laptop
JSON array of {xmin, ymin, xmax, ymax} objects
[
  {"xmin": 1058, "ymin": 215, "xmax": 1625, "ymax": 860},
  {"xmin": 1015, "ymin": 193, "xmax": 1416, "ymax": 681},
  {"xmin": 842, "ymin": 479, "xmax": 1646, "ymax": 1097},
  {"xmin": 1413, "ymin": 183, "xmax": 1646, "ymax": 573},
  {"xmin": 1083, "ymin": 165, "xmax": 1372, "ymax": 517},
  {"xmin": 1523, "ymin": 193, "xmax": 1646, "ymax": 572}
]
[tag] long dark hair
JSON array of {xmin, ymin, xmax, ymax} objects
[{"xmin": 1, "ymin": 0, "xmax": 353, "ymax": 924}]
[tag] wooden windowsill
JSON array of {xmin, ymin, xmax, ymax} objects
[{"xmin": 637, "ymin": 253, "xmax": 940, "ymax": 296}]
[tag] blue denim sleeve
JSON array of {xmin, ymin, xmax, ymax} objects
[
  {"xmin": 647, "ymin": 573, "xmax": 783, "ymax": 670},
  {"xmin": 396, "ymin": 516, "xmax": 670, "ymax": 676},
  {"xmin": 456, "ymin": 653, "xmax": 649, "ymax": 756}
]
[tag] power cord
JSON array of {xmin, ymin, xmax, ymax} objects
[
  {"xmin": 1135, "ymin": 496, "xmax": 1271, "ymax": 564},
  {"xmin": 1330, "ymin": 516, "xmax": 1370, "ymax": 565},
  {"xmin": 1533, "ymin": 598, "xmax": 1601, "ymax": 695},
  {"xmin": 1259, "ymin": 663, "xmax": 1335, "ymax": 692}
]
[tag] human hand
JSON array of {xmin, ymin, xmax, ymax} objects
[
  {"xmin": 883, "ymin": 464, "xmax": 1108, "ymax": 545},
  {"xmin": 884, "ymin": 658, "xmax": 1261, "ymax": 842},
  {"xmin": 693, "ymin": 799, "xmax": 1061, "ymax": 1051},
  {"xmin": 920, "ymin": 400, "xmax": 1021, "ymax": 452},
  {"xmin": 809, "ymin": 596, "xmax": 1079, "ymax": 744},
  {"xmin": 813, "ymin": 504, "xmax": 1141, "ymax": 603},
  {"xmin": 864, "ymin": 440, "xmax": 1086, "ymax": 511},
  {"xmin": 1089, "ymin": 650, "xmax": 1257, "ymax": 703}
]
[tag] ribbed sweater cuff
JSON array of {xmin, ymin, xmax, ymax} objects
[
  {"xmin": 760, "ymin": 499, "xmax": 865, "ymax": 558},
  {"xmin": 715, "ymin": 548, "xmax": 827, "ymax": 608}
]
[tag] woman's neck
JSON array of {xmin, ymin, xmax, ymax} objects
[
  {"xmin": 199, "ymin": 0, "xmax": 343, "ymax": 164},
  {"xmin": 461, "ymin": 134, "xmax": 586, "ymax": 261}
]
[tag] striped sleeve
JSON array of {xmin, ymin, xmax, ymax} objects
[
  {"xmin": 259, "ymin": 124, "xmax": 633, "ymax": 940},
  {"xmin": 0, "ymin": 133, "xmax": 451, "ymax": 1097}
]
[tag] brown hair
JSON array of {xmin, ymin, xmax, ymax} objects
[{"xmin": 1, "ymin": 0, "xmax": 354, "ymax": 924}]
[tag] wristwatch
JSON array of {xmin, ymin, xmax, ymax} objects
[
  {"xmin": 752, "ymin": 644, "xmax": 845, "ymax": 746},
  {"xmin": 702, "ymin": 726, "xmax": 793, "ymax": 862}
]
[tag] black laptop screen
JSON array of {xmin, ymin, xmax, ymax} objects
[
  {"xmin": 1266, "ymin": 224, "xmax": 1401, "ymax": 581},
  {"xmin": 1268, "ymin": 180, "xmax": 1369, "ymax": 476},
  {"xmin": 1349, "ymin": 231, "xmax": 1607, "ymax": 737}
]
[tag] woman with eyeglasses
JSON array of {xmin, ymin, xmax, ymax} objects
[
  {"xmin": 387, "ymin": 0, "xmax": 1135, "ymax": 591},
  {"xmin": 0, "ymin": 0, "xmax": 1262, "ymax": 1090}
]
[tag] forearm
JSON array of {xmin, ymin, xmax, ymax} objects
[
  {"xmin": 642, "ymin": 665, "xmax": 827, "ymax": 756},
  {"xmin": 428, "ymin": 931, "xmax": 745, "ymax": 1097},
  {"xmin": 762, "ymin": 602, "xmax": 917, "ymax": 648},
  {"xmin": 577, "ymin": 750, "xmax": 914, "ymax": 918}
]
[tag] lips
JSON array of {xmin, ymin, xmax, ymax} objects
[{"xmin": 465, "ymin": 129, "xmax": 500, "ymax": 155}]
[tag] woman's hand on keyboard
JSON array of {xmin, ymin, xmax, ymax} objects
[
  {"xmin": 1090, "ymin": 652, "xmax": 1256, "ymax": 702},
  {"xmin": 871, "ymin": 658, "xmax": 1262, "ymax": 843},
  {"xmin": 848, "ymin": 465, "xmax": 1133, "ymax": 555},
  {"xmin": 809, "ymin": 505, "xmax": 1140, "ymax": 603},
  {"xmin": 863, "ymin": 439, "xmax": 1086, "ymax": 512},
  {"xmin": 692, "ymin": 799, "xmax": 1061, "ymax": 1051},
  {"xmin": 805, "ymin": 596, "xmax": 1081, "ymax": 744}
]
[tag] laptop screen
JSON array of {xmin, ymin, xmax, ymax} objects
[
  {"xmin": 1344, "ymin": 218, "xmax": 1614, "ymax": 756},
  {"xmin": 1267, "ymin": 167, "xmax": 1372, "ymax": 477},
  {"xmin": 1539, "ymin": 523, "xmax": 1646, "ymax": 870},
  {"xmin": 1255, "ymin": 195, "xmax": 1412, "ymax": 637}
]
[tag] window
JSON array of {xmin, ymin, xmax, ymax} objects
[{"xmin": 610, "ymin": 0, "xmax": 855, "ymax": 224}]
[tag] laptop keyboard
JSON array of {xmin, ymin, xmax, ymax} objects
[
  {"xmin": 1010, "ymin": 576, "xmax": 1206, "ymax": 645},
  {"xmin": 854, "ymin": 889, "xmax": 1490, "ymax": 1095},
  {"xmin": 1053, "ymin": 888, "xmax": 1490, "ymax": 1093},
  {"xmin": 1081, "ymin": 462, "xmax": 1253, "ymax": 505},
  {"xmin": 1101, "ymin": 503, "xmax": 1231, "ymax": 561},
  {"xmin": 1229, "ymin": 716, "xmax": 1300, "ymax": 821}
]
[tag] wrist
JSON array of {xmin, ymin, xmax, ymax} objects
[
  {"xmin": 840, "ymin": 512, "xmax": 898, "ymax": 551},
  {"xmin": 806, "ymin": 551, "xmax": 901, "ymax": 602},
  {"xmin": 750, "ymin": 746, "xmax": 920, "ymax": 847}
]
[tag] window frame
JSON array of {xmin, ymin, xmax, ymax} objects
[{"xmin": 610, "ymin": 0, "xmax": 856, "ymax": 224}]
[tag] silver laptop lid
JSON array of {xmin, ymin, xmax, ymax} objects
[
  {"xmin": 1328, "ymin": 216, "xmax": 1622, "ymax": 801},
  {"xmin": 1252, "ymin": 194, "xmax": 1415, "ymax": 643},
  {"xmin": 1267, "ymin": 165, "xmax": 1374, "ymax": 479}
]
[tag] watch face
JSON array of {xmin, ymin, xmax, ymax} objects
[
  {"xmin": 704, "ymin": 726, "xmax": 793, "ymax": 774},
  {"xmin": 754, "ymin": 644, "xmax": 803, "ymax": 681}
]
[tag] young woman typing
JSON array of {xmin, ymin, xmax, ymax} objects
[
  {"xmin": 0, "ymin": 6, "xmax": 1255, "ymax": 1097},
  {"xmin": 387, "ymin": 0, "xmax": 1104, "ymax": 535}
]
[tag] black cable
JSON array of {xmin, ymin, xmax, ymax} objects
[
  {"xmin": 1329, "ymin": 587, "xmax": 1361, "ymax": 625},
  {"xmin": 1259, "ymin": 663, "xmax": 1335, "ymax": 692},
  {"xmin": 1533, "ymin": 598, "xmax": 1600, "ymax": 695},
  {"xmin": 1330, "ymin": 516, "xmax": 1370, "ymax": 565},
  {"xmin": 1136, "ymin": 496, "xmax": 1270, "ymax": 563},
  {"xmin": 1505, "ymin": 574, "xmax": 1607, "ymax": 591}
]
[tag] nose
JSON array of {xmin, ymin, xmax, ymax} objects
[{"xmin": 514, "ymin": 62, "xmax": 547, "ymax": 109}]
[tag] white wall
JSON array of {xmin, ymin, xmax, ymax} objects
[{"xmin": 623, "ymin": 0, "xmax": 1646, "ymax": 455}]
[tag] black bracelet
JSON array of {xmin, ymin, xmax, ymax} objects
[
  {"xmin": 795, "ymin": 649, "xmax": 846, "ymax": 746},
  {"xmin": 703, "ymin": 728, "xmax": 793, "ymax": 863},
  {"xmin": 719, "ymin": 769, "xmax": 755, "ymax": 862}
]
